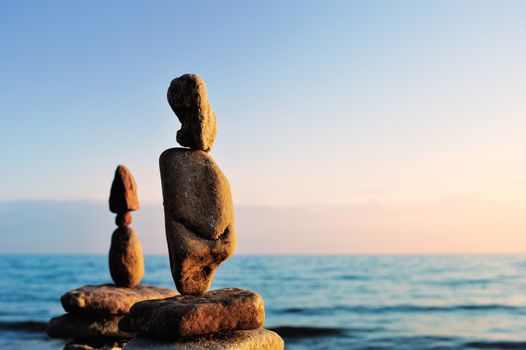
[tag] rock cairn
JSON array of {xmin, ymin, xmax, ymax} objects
[
  {"xmin": 119, "ymin": 74, "xmax": 284, "ymax": 349},
  {"xmin": 109, "ymin": 165, "xmax": 144, "ymax": 287},
  {"xmin": 47, "ymin": 166, "xmax": 178, "ymax": 350}
]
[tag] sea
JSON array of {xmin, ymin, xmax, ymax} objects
[{"xmin": 2, "ymin": 255, "xmax": 526, "ymax": 349}]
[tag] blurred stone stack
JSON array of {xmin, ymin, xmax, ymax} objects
[
  {"xmin": 47, "ymin": 166, "xmax": 178, "ymax": 350},
  {"xmin": 119, "ymin": 74, "xmax": 284, "ymax": 349},
  {"xmin": 108, "ymin": 165, "xmax": 144, "ymax": 288}
]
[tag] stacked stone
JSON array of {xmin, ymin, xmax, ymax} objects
[
  {"xmin": 119, "ymin": 74, "xmax": 284, "ymax": 349},
  {"xmin": 47, "ymin": 166, "xmax": 178, "ymax": 350},
  {"xmin": 108, "ymin": 165, "xmax": 144, "ymax": 288}
]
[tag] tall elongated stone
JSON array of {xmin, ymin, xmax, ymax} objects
[
  {"xmin": 167, "ymin": 74, "xmax": 217, "ymax": 152},
  {"xmin": 160, "ymin": 148, "xmax": 236, "ymax": 295},
  {"xmin": 160, "ymin": 148, "xmax": 233, "ymax": 240}
]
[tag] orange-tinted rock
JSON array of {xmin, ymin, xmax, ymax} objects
[
  {"xmin": 167, "ymin": 74, "xmax": 217, "ymax": 152},
  {"xmin": 159, "ymin": 148, "xmax": 236, "ymax": 295},
  {"xmin": 47, "ymin": 313, "xmax": 135, "ymax": 339},
  {"xmin": 109, "ymin": 227, "xmax": 144, "ymax": 287},
  {"xmin": 123, "ymin": 329, "xmax": 285, "ymax": 349},
  {"xmin": 61, "ymin": 284, "xmax": 178, "ymax": 315},
  {"xmin": 65, "ymin": 339, "xmax": 126, "ymax": 350},
  {"xmin": 115, "ymin": 212, "xmax": 132, "ymax": 227},
  {"xmin": 109, "ymin": 165, "xmax": 139, "ymax": 214},
  {"xmin": 119, "ymin": 288, "xmax": 264, "ymax": 338}
]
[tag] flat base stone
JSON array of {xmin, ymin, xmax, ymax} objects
[
  {"xmin": 47, "ymin": 314, "xmax": 135, "ymax": 339},
  {"xmin": 65, "ymin": 343, "xmax": 122, "ymax": 350},
  {"xmin": 61, "ymin": 284, "xmax": 178, "ymax": 315},
  {"xmin": 123, "ymin": 328, "xmax": 284, "ymax": 350},
  {"xmin": 119, "ymin": 288, "xmax": 264, "ymax": 338},
  {"xmin": 64, "ymin": 338, "xmax": 126, "ymax": 350}
]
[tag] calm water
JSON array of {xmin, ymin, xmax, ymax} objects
[{"xmin": 2, "ymin": 255, "xmax": 526, "ymax": 349}]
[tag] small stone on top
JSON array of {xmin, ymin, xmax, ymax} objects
[
  {"xmin": 109, "ymin": 165, "xmax": 139, "ymax": 214},
  {"xmin": 167, "ymin": 74, "xmax": 217, "ymax": 152}
]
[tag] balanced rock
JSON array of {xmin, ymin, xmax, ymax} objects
[
  {"xmin": 47, "ymin": 314, "xmax": 135, "ymax": 339},
  {"xmin": 61, "ymin": 284, "xmax": 178, "ymax": 315},
  {"xmin": 160, "ymin": 149, "xmax": 233, "ymax": 240},
  {"xmin": 109, "ymin": 227, "xmax": 144, "ymax": 287},
  {"xmin": 123, "ymin": 329, "xmax": 284, "ymax": 350},
  {"xmin": 167, "ymin": 74, "xmax": 217, "ymax": 152},
  {"xmin": 115, "ymin": 212, "xmax": 133, "ymax": 227},
  {"xmin": 119, "ymin": 288, "xmax": 264, "ymax": 338},
  {"xmin": 109, "ymin": 165, "xmax": 139, "ymax": 214},
  {"xmin": 159, "ymin": 148, "xmax": 236, "ymax": 295}
]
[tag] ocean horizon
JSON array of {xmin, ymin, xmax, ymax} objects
[{"xmin": 3, "ymin": 254, "xmax": 526, "ymax": 349}]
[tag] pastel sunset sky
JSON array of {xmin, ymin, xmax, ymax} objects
[{"xmin": 1, "ymin": 1, "xmax": 525, "ymax": 254}]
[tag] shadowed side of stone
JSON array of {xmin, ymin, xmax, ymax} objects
[
  {"xmin": 109, "ymin": 165, "xmax": 139, "ymax": 214},
  {"xmin": 109, "ymin": 227, "xmax": 144, "ymax": 287},
  {"xmin": 47, "ymin": 314, "xmax": 135, "ymax": 339},
  {"xmin": 166, "ymin": 221, "xmax": 236, "ymax": 295},
  {"xmin": 159, "ymin": 148, "xmax": 236, "ymax": 295},
  {"xmin": 119, "ymin": 288, "xmax": 264, "ymax": 338},
  {"xmin": 61, "ymin": 284, "xmax": 178, "ymax": 315},
  {"xmin": 167, "ymin": 74, "xmax": 217, "ymax": 152},
  {"xmin": 123, "ymin": 329, "xmax": 284, "ymax": 350}
]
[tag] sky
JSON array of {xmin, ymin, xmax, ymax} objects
[{"xmin": 0, "ymin": 1, "xmax": 525, "ymax": 254}]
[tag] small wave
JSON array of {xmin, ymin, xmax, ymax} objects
[
  {"xmin": 280, "ymin": 304, "xmax": 524, "ymax": 315},
  {"xmin": 432, "ymin": 278, "xmax": 496, "ymax": 286},
  {"xmin": 269, "ymin": 326, "xmax": 347, "ymax": 338},
  {"xmin": 371, "ymin": 335, "xmax": 458, "ymax": 347},
  {"xmin": 456, "ymin": 304, "xmax": 519, "ymax": 311},
  {"xmin": 0, "ymin": 320, "xmax": 47, "ymax": 333},
  {"xmin": 283, "ymin": 307, "xmax": 304, "ymax": 313},
  {"xmin": 339, "ymin": 275, "xmax": 369, "ymax": 281},
  {"xmin": 464, "ymin": 340, "xmax": 526, "ymax": 349}
]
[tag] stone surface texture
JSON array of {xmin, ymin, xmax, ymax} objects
[
  {"xmin": 123, "ymin": 329, "xmax": 284, "ymax": 350},
  {"xmin": 119, "ymin": 288, "xmax": 264, "ymax": 338},
  {"xmin": 109, "ymin": 165, "xmax": 139, "ymax": 214},
  {"xmin": 47, "ymin": 314, "xmax": 135, "ymax": 339},
  {"xmin": 159, "ymin": 148, "xmax": 236, "ymax": 295},
  {"xmin": 61, "ymin": 284, "xmax": 178, "ymax": 315},
  {"xmin": 109, "ymin": 227, "xmax": 144, "ymax": 287},
  {"xmin": 167, "ymin": 74, "xmax": 217, "ymax": 152}
]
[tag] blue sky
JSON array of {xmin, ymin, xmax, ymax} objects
[{"xmin": 1, "ymin": 1, "xmax": 525, "ymax": 253}]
